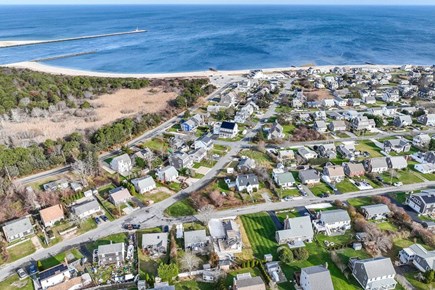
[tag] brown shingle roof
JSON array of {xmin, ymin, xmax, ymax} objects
[{"xmin": 40, "ymin": 204, "xmax": 64, "ymax": 225}]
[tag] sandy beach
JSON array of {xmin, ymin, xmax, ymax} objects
[{"xmin": 2, "ymin": 61, "xmax": 402, "ymax": 79}]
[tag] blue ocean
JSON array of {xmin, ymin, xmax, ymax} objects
[{"xmin": 0, "ymin": 5, "xmax": 434, "ymax": 73}]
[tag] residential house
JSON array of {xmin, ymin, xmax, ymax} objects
[
  {"xmin": 363, "ymin": 96, "xmax": 376, "ymax": 105},
  {"xmin": 237, "ymin": 157, "xmax": 256, "ymax": 172},
  {"xmin": 387, "ymin": 156, "xmax": 408, "ymax": 170},
  {"xmin": 349, "ymin": 98, "xmax": 361, "ymax": 107},
  {"xmin": 299, "ymin": 170, "xmax": 320, "ymax": 185},
  {"xmin": 190, "ymin": 148, "xmax": 207, "ymax": 163},
  {"xmin": 364, "ymin": 157, "xmax": 389, "ymax": 173},
  {"xmin": 337, "ymin": 143, "xmax": 356, "ymax": 159},
  {"xmin": 413, "ymin": 134, "xmax": 431, "ymax": 148},
  {"xmin": 382, "ymin": 89, "xmax": 400, "ymax": 103},
  {"xmin": 318, "ymin": 144, "xmax": 337, "ymax": 159},
  {"xmin": 219, "ymin": 92, "xmax": 236, "ymax": 107},
  {"xmin": 406, "ymin": 190, "xmax": 435, "ymax": 215},
  {"xmin": 108, "ymin": 187, "xmax": 132, "ymax": 206},
  {"xmin": 328, "ymin": 111, "xmax": 344, "ymax": 120},
  {"xmin": 383, "ymin": 139, "xmax": 411, "ymax": 153},
  {"xmin": 414, "ymin": 163, "xmax": 435, "ymax": 174},
  {"xmin": 343, "ymin": 162, "xmax": 365, "ymax": 177},
  {"xmin": 300, "ymin": 265, "xmax": 334, "ymax": 290},
  {"xmin": 351, "ymin": 116, "xmax": 376, "ymax": 131},
  {"xmin": 399, "ymin": 243, "xmax": 435, "ymax": 272},
  {"xmin": 367, "ymin": 107, "xmax": 383, "ymax": 116},
  {"xmin": 272, "ymin": 170, "xmax": 296, "ymax": 188},
  {"xmin": 39, "ymin": 264, "xmax": 71, "ymax": 290},
  {"xmin": 292, "ymin": 97, "xmax": 304, "ymax": 108},
  {"xmin": 418, "ymin": 114, "xmax": 435, "ymax": 126},
  {"xmin": 233, "ymin": 273, "xmax": 266, "ymax": 290},
  {"xmin": 334, "ymin": 96, "xmax": 347, "ymax": 107},
  {"xmin": 42, "ymin": 179, "xmax": 69, "ymax": 192},
  {"xmin": 2, "ymin": 217, "xmax": 34, "ymax": 243},
  {"xmin": 184, "ymin": 230, "xmax": 209, "ymax": 251},
  {"xmin": 98, "ymin": 242, "xmax": 125, "ymax": 266},
  {"xmin": 393, "ymin": 115, "xmax": 413, "ymax": 128},
  {"xmin": 130, "ymin": 148, "xmax": 154, "ymax": 166},
  {"xmin": 194, "ymin": 135, "xmax": 214, "ymax": 151},
  {"xmin": 131, "ymin": 176, "xmax": 156, "ymax": 194},
  {"xmin": 278, "ymin": 150, "xmax": 295, "ymax": 162},
  {"xmin": 265, "ymin": 261, "xmax": 282, "ymax": 283},
  {"xmin": 298, "ymin": 147, "xmax": 318, "ymax": 160},
  {"xmin": 313, "ymin": 209, "xmax": 351, "ymax": 236},
  {"xmin": 169, "ymin": 152, "xmax": 193, "ymax": 170},
  {"xmin": 142, "ymin": 232, "xmax": 168, "ymax": 255},
  {"xmin": 215, "ymin": 121, "xmax": 239, "ymax": 138},
  {"xmin": 110, "ymin": 154, "xmax": 133, "ymax": 175},
  {"xmin": 156, "ymin": 166, "xmax": 179, "ymax": 183},
  {"xmin": 360, "ymin": 204, "xmax": 390, "ymax": 220},
  {"xmin": 425, "ymin": 151, "xmax": 435, "ymax": 164},
  {"xmin": 268, "ymin": 122, "xmax": 285, "ymax": 140},
  {"xmin": 40, "ymin": 204, "xmax": 64, "ymax": 227},
  {"xmin": 71, "ymin": 199, "xmax": 101, "ymax": 219},
  {"xmin": 350, "ymin": 257, "xmax": 397, "ymax": 290},
  {"xmin": 181, "ymin": 114, "xmax": 203, "ymax": 132},
  {"xmin": 322, "ymin": 98, "xmax": 335, "ymax": 108},
  {"xmin": 236, "ymin": 174, "xmax": 259, "ymax": 193},
  {"xmin": 323, "ymin": 164, "xmax": 345, "ymax": 183},
  {"xmin": 314, "ymin": 120, "xmax": 327, "ymax": 133},
  {"xmin": 328, "ymin": 120, "xmax": 347, "ymax": 132},
  {"xmin": 275, "ymin": 216, "xmax": 314, "ymax": 247},
  {"xmin": 209, "ymin": 219, "xmax": 242, "ymax": 257}
]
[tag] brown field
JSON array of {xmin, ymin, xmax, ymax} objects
[
  {"xmin": 304, "ymin": 89, "xmax": 333, "ymax": 101},
  {"xmin": 0, "ymin": 87, "xmax": 177, "ymax": 145}
]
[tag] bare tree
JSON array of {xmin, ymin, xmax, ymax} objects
[
  {"xmin": 181, "ymin": 252, "xmax": 201, "ymax": 275},
  {"xmin": 197, "ymin": 204, "xmax": 215, "ymax": 225}
]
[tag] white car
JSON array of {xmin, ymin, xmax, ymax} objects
[
  {"xmin": 393, "ymin": 182, "xmax": 403, "ymax": 187},
  {"xmin": 17, "ymin": 268, "xmax": 28, "ymax": 280}
]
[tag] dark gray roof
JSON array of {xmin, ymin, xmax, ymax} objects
[
  {"xmin": 39, "ymin": 264, "xmax": 69, "ymax": 280},
  {"xmin": 236, "ymin": 276, "xmax": 265, "ymax": 288},
  {"xmin": 361, "ymin": 204, "xmax": 390, "ymax": 216},
  {"xmin": 354, "ymin": 257, "xmax": 396, "ymax": 280},
  {"xmin": 236, "ymin": 174, "xmax": 259, "ymax": 186},
  {"xmin": 184, "ymin": 230, "xmax": 208, "ymax": 245},
  {"xmin": 302, "ymin": 265, "xmax": 334, "ymax": 290},
  {"xmin": 320, "ymin": 209, "xmax": 350, "ymax": 224},
  {"xmin": 221, "ymin": 121, "xmax": 236, "ymax": 130}
]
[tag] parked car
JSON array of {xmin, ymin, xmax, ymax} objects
[
  {"xmin": 376, "ymin": 176, "xmax": 384, "ymax": 182},
  {"xmin": 94, "ymin": 217, "xmax": 101, "ymax": 224},
  {"xmin": 17, "ymin": 268, "xmax": 28, "ymax": 279},
  {"xmin": 28, "ymin": 262, "xmax": 38, "ymax": 276},
  {"xmin": 394, "ymin": 182, "xmax": 403, "ymax": 187},
  {"xmin": 100, "ymin": 215, "xmax": 108, "ymax": 222},
  {"xmin": 124, "ymin": 224, "xmax": 140, "ymax": 230}
]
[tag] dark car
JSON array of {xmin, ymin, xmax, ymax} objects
[
  {"xmin": 94, "ymin": 217, "xmax": 101, "ymax": 224},
  {"xmin": 124, "ymin": 224, "xmax": 140, "ymax": 230},
  {"xmin": 163, "ymin": 225, "xmax": 169, "ymax": 232},
  {"xmin": 376, "ymin": 176, "xmax": 384, "ymax": 182},
  {"xmin": 28, "ymin": 263, "xmax": 38, "ymax": 275},
  {"xmin": 100, "ymin": 215, "xmax": 108, "ymax": 222}
]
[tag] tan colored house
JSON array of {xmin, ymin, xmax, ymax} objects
[
  {"xmin": 40, "ymin": 204, "xmax": 65, "ymax": 227},
  {"xmin": 109, "ymin": 187, "xmax": 132, "ymax": 206}
]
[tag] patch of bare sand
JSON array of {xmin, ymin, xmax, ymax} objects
[
  {"xmin": 1, "ymin": 88, "xmax": 177, "ymax": 144},
  {"xmin": 304, "ymin": 89, "xmax": 333, "ymax": 101}
]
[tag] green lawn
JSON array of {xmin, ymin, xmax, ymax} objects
[
  {"xmin": 389, "ymin": 192, "xmax": 409, "ymax": 204},
  {"xmin": 309, "ymin": 182, "xmax": 332, "ymax": 196},
  {"xmin": 164, "ymin": 199, "xmax": 196, "ymax": 217},
  {"xmin": 336, "ymin": 179, "xmax": 359, "ymax": 193},
  {"xmin": 347, "ymin": 197, "xmax": 373, "ymax": 207},
  {"xmin": 404, "ymin": 271, "xmax": 435, "ymax": 290},
  {"xmin": 175, "ymin": 280, "xmax": 217, "ymax": 290},
  {"xmin": 7, "ymin": 240, "xmax": 36, "ymax": 263},
  {"xmin": 142, "ymin": 137, "xmax": 170, "ymax": 152},
  {"xmin": 279, "ymin": 243, "xmax": 361, "ymax": 290},
  {"xmin": 355, "ymin": 141, "xmax": 383, "ymax": 158},
  {"xmin": 316, "ymin": 232, "xmax": 355, "ymax": 249},
  {"xmin": 376, "ymin": 221, "xmax": 398, "ymax": 232},
  {"xmin": 278, "ymin": 188, "xmax": 301, "ymax": 198},
  {"xmin": 282, "ymin": 123, "xmax": 296, "ymax": 135},
  {"xmin": 167, "ymin": 182, "xmax": 182, "ymax": 192},
  {"xmin": 39, "ymin": 248, "xmax": 83, "ymax": 270},
  {"xmin": 134, "ymin": 191, "xmax": 171, "ymax": 205},
  {"xmin": 380, "ymin": 170, "xmax": 423, "ymax": 185},
  {"xmin": 77, "ymin": 218, "xmax": 98, "ymax": 235},
  {"xmin": 240, "ymin": 213, "xmax": 278, "ymax": 259},
  {"xmin": 240, "ymin": 150, "xmax": 274, "ymax": 169},
  {"xmin": 418, "ymin": 172, "xmax": 435, "ymax": 181},
  {"xmin": 276, "ymin": 210, "xmax": 300, "ymax": 222},
  {"xmin": 0, "ymin": 275, "xmax": 33, "ymax": 290}
]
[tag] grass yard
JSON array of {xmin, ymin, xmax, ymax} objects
[
  {"xmin": 39, "ymin": 248, "xmax": 83, "ymax": 271},
  {"xmin": 164, "ymin": 199, "xmax": 196, "ymax": 217},
  {"xmin": 276, "ymin": 210, "xmax": 300, "ymax": 222},
  {"xmin": 418, "ymin": 172, "xmax": 435, "ymax": 181},
  {"xmin": 309, "ymin": 182, "xmax": 332, "ymax": 196},
  {"xmin": 316, "ymin": 232, "xmax": 355, "ymax": 249},
  {"xmin": 240, "ymin": 149, "xmax": 275, "ymax": 168},
  {"xmin": 355, "ymin": 140, "xmax": 383, "ymax": 158},
  {"xmin": 282, "ymin": 123, "xmax": 296, "ymax": 134},
  {"xmin": 7, "ymin": 240, "xmax": 36, "ymax": 263},
  {"xmin": 77, "ymin": 218, "xmax": 98, "ymax": 235},
  {"xmin": 347, "ymin": 197, "xmax": 373, "ymax": 207},
  {"xmin": 175, "ymin": 280, "xmax": 217, "ymax": 290},
  {"xmin": 141, "ymin": 137, "xmax": 169, "ymax": 152},
  {"xmin": 336, "ymin": 179, "xmax": 359, "ymax": 193},
  {"xmin": 278, "ymin": 188, "xmax": 301, "ymax": 198},
  {"xmin": 0, "ymin": 275, "xmax": 33, "ymax": 290},
  {"xmin": 376, "ymin": 221, "xmax": 399, "ymax": 232},
  {"xmin": 404, "ymin": 271, "xmax": 435, "ymax": 290},
  {"xmin": 279, "ymin": 243, "xmax": 361, "ymax": 290},
  {"xmin": 336, "ymin": 248, "xmax": 370, "ymax": 265},
  {"xmin": 389, "ymin": 192, "xmax": 410, "ymax": 204},
  {"xmin": 380, "ymin": 170, "xmax": 423, "ymax": 185},
  {"xmin": 134, "ymin": 191, "xmax": 171, "ymax": 205},
  {"xmin": 240, "ymin": 213, "xmax": 278, "ymax": 259},
  {"xmin": 167, "ymin": 182, "xmax": 182, "ymax": 192}
]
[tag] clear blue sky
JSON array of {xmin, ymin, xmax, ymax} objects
[{"xmin": 0, "ymin": 0, "xmax": 433, "ymax": 5}]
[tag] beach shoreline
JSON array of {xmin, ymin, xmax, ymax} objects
[
  {"xmin": 0, "ymin": 40, "xmax": 44, "ymax": 48},
  {"xmin": 2, "ymin": 61, "xmax": 406, "ymax": 79}
]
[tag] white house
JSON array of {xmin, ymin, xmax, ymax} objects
[
  {"xmin": 131, "ymin": 176, "xmax": 156, "ymax": 194},
  {"xmin": 110, "ymin": 154, "xmax": 133, "ymax": 175}
]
